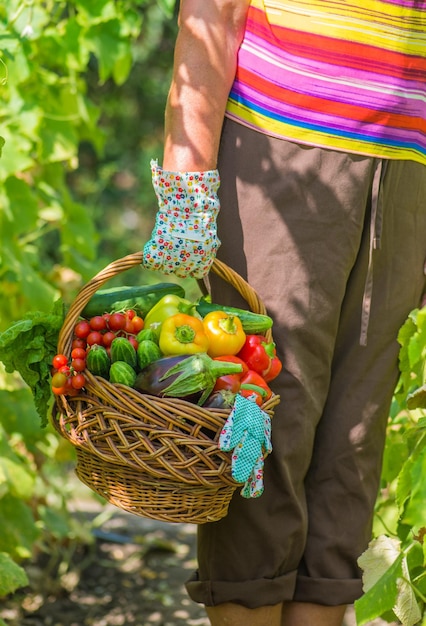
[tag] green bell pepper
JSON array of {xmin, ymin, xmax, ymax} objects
[{"xmin": 143, "ymin": 294, "xmax": 198, "ymax": 337}]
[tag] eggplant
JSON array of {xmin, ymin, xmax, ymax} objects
[
  {"xmin": 133, "ymin": 353, "xmax": 243, "ymax": 405},
  {"xmin": 202, "ymin": 390, "xmax": 236, "ymax": 409}
]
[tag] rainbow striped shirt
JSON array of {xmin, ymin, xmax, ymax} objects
[{"xmin": 225, "ymin": 0, "xmax": 426, "ymax": 165}]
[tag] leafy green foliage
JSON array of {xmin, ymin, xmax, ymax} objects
[
  {"xmin": 0, "ymin": 0, "xmax": 178, "ymax": 599},
  {"xmin": 0, "ymin": 301, "xmax": 65, "ymax": 425},
  {"xmin": 356, "ymin": 309, "xmax": 426, "ymax": 625}
]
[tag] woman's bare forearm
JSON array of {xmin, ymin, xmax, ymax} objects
[{"xmin": 162, "ymin": 0, "xmax": 250, "ymax": 171}]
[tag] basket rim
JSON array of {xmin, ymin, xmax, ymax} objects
[{"xmin": 57, "ymin": 253, "xmax": 273, "ymax": 356}]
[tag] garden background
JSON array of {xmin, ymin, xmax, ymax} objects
[{"xmin": 0, "ymin": 1, "xmax": 425, "ymax": 625}]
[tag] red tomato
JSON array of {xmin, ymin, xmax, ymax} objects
[
  {"xmin": 71, "ymin": 358, "xmax": 86, "ymax": 372},
  {"xmin": 131, "ymin": 316, "xmax": 144, "ymax": 334},
  {"xmin": 125, "ymin": 309, "xmax": 136, "ymax": 320},
  {"xmin": 86, "ymin": 331, "xmax": 103, "ymax": 346},
  {"xmin": 72, "ymin": 337, "xmax": 87, "ymax": 350},
  {"xmin": 108, "ymin": 313, "xmax": 126, "ymax": 331},
  {"xmin": 74, "ymin": 320, "xmax": 91, "ymax": 339},
  {"xmin": 58, "ymin": 365, "xmax": 71, "ymax": 377},
  {"xmin": 124, "ymin": 317, "xmax": 135, "ymax": 334},
  {"xmin": 52, "ymin": 354, "xmax": 68, "ymax": 369},
  {"xmin": 102, "ymin": 331, "xmax": 116, "ymax": 348},
  {"xmin": 89, "ymin": 315, "xmax": 107, "ymax": 332},
  {"xmin": 71, "ymin": 347, "xmax": 87, "ymax": 360},
  {"xmin": 71, "ymin": 373, "xmax": 86, "ymax": 390},
  {"xmin": 128, "ymin": 336, "xmax": 139, "ymax": 350}
]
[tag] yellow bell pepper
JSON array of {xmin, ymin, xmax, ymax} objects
[
  {"xmin": 159, "ymin": 313, "xmax": 210, "ymax": 356},
  {"xmin": 202, "ymin": 311, "xmax": 246, "ymax": 358}
]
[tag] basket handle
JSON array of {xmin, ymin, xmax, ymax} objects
[{"xmin": 58, "ymin": 252, "xmax": 272, "ymax": 355}]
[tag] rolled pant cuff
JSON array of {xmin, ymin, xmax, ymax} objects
[
  {"xmin": 185, "ymin": 570, "xmax": 298, "ymax": 608},
  {"xmin": 293, "ymin": 575, "xmax": 363, "ymax": 605}
]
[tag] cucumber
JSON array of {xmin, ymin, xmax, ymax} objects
[
  {"xmin": 86, "ymin": 344, "xmax": 111, "ymax": 379},
  {"xmin": 81, "ymin": 283, "xmax": 185, "ymax": 318},
  {"xmin": 136, "ymin": 328, "xmax": 159, "ymax": 344},
  {"xmin": 137, "ymin": 340, "xmax": 163, "ymax": 371},
  {"xmin": 195, "ymin": 298, "xmax": 273, "ymax": 334},
  {"xmin": 110, "ymin": 337, "xmax": 137, "ymax": 369},
  {"xmin": 109, "ymin": 361, "xmax": 137, "ymax": 386}
]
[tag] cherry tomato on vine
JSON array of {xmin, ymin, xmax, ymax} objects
[
  {"xmin": 125, "ymin": 309, "xmax": 136, "ymax": 320},
  {"xmin": 51, "ymin": 372, "xmax": 68, "ymax": 388},
  {"xmin": 74, "ymin": 320, "xmax": 91, "ymax": 339},
  {"xmin": 102, "ymin": 331, "xmax": 116, "ymax": 348},
  {"xmin": 128, "ymin": 336, "xmax": 139, "ymax": 351},
  {"xmin": 124, "ymin": 317, "xmax": 135, "ymax": 334},
  {"xmin": 131, "ymin": 316, "xmax": 144, "ymax": 334},
  {"xmin": 71, "ymin": 373, "xmax": 86, "ymax": 390},
  {"xmin": 72, "ymin": 337, "xmax": 87, "ymax": 350},
  {"xmin": 71, "ymin": 358, "xmax": 86, "ymax": 372},
  {"xmin": 52, "ymin": 354, "xmax": 68, "ymax": 370},
  {"xmin": 58, "ymin": 365, "xmax": 71, "ymax": 377},
  {"xmin": 52, "ymin": 385, "xmax": 67, "ymax": 396},
  {"xmin": 86, "ymin": 331, "xmax": 103, "ymax": 346},
  {"xmin": 108, "ymin": 313, "xmax": 126, "ymax": 331},
  {"xmin": 71, "ymin": 347, "xmax": 87, "ymax": 360},
  {"xmin": 89, "ymin": 315, "xmax": 107, "ymax": 332}
]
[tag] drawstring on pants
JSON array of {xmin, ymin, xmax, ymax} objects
[{"xmin": 360, "ymin": 159, "xmax": 388, "ymax": 347}]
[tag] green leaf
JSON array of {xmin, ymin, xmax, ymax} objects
[
  {"xmin": 356, "ymin": 536, "xmax": 403, "ymax": 625},
  {"xmin": 0, "ymin": 426, "xmax": 35, "ymax": 499},
  {"xmin": 394, "ymin": 555, "xmax": 422, "ymax": 626},
  {"xmin": 156, "ymin": 0, "xmax": 177, "ymax": 17},
  {"xmin": 39, "ymin": 118, "xmax": 78, "ymax": 163},
  {"xmin": 0, "ymin": 552, "xmax": 28, "ymax": 598},
  {"xmin": 4, "ymin": 175, "xmax": 39, "ymax": 234},
  {"xmin": 0, "ymin": 302, "xmax": 65, "ymax": 426},
  {"xmin": 398, "ymin": 434, "xmax": 426, "ymax": 526},
  {"xmin": 0, "ymin": 494, "xmax": 39, "ymax": 559},
  {"xmin": 84, "ymin": 19, "xmax": 129, "ymax": 84}
]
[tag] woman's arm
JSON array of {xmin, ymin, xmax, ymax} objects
[{"xmin": 162, "ymin": 0, "xmax": 250, "ymax": 171}]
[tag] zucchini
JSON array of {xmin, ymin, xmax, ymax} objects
[
  {"xmin": 81, "ymin": 283, "xmax": 186, "ymax": 318},
  {"xmin": 195, "ymin": 298, "xmax": 273, "ymax": 334}
]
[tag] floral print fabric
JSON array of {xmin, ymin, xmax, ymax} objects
[{"xmin": 143, "ymin": 159, "xmax": 221, "ymax": 279}]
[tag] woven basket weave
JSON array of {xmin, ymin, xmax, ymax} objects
[{"xmin": 52, "ymin": 252, "xmax": 280, "ymax": 524}]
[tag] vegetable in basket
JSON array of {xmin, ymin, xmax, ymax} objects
[
  {"xmin": 195, "ymin": 297, "xmax": 273, "ymax": 334},
  {"xmin": 202, "ymin": 311, "xmax": 246, "ymax": 358},
  {"xmin": 134, "ymin": 353, "xmax": 244, "ymax": 405},
  {"xmin": 237, "ymin": 334, "xmax": 281, "ymax": 380},
  {"xmin": 159, "ymin": 313, "xmax": 209, "ymax": 356},
  {"xmin": 143, "ymin": 294, "xmax": 198, "ymax": 337},
  {"xmin": 81, "ymin": 283, "xmax": 185, "ymax": 318}
]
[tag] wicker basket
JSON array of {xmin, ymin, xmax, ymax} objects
[{"xmin": 52, "ymin": 252, "xmax": 280, "ymax": 524}]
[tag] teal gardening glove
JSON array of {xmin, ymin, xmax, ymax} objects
[
  {"xmin": 219, "ymin": 393, "xmax": 272, "ymax": 498},
  {"xmin": 143, "ymin": 160, "xmax": 221, "ymax": 279}
]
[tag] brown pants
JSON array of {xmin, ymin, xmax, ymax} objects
[{"xmin": 186, "ymin": 119, "xmax": 426, "ymax": 608}]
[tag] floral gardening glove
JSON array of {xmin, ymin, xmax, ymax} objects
[
  {"xmin": 219, "ymin": 393, "xmax": 272, "ymax": 498},
  {"xmin": 143, "ymin": 159, "xmax": 221, "ymax": 279}
]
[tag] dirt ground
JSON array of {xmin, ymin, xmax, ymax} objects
[{"xmin": 0, "ymin": 494, "xmax": 396, "ymax": 626}]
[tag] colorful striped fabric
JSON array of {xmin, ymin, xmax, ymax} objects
[{"xmin": 225, "ymin": 0, "xmax": 426, "ymax": 164}]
